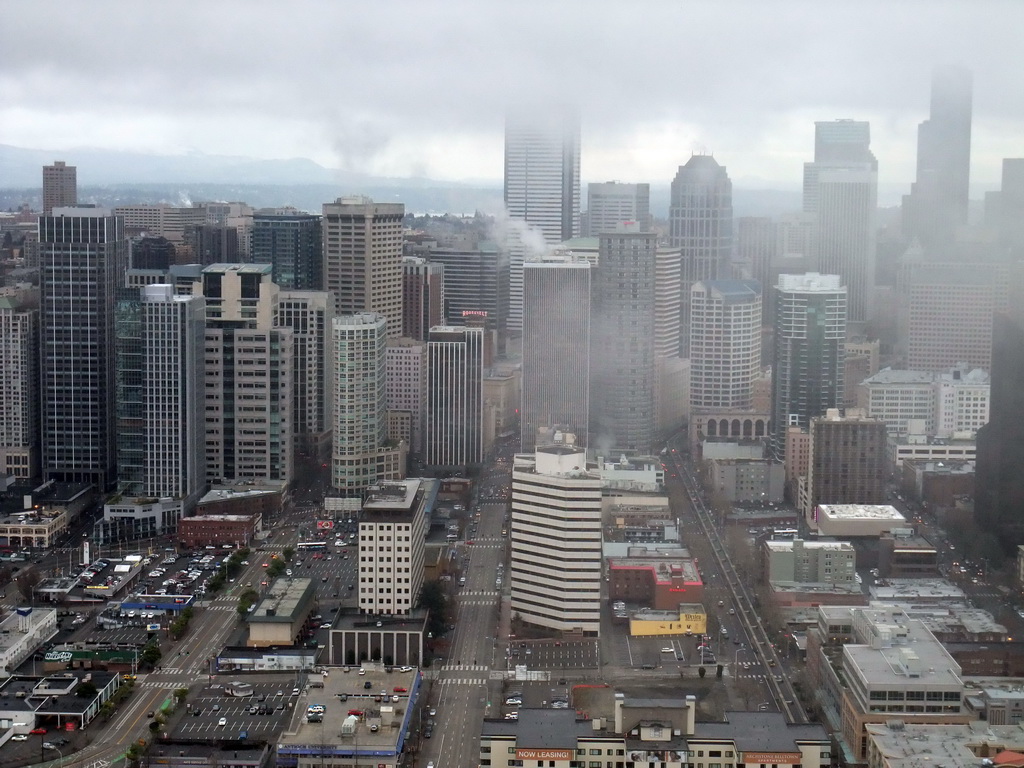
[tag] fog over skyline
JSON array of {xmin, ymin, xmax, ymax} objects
[{"xmin": 3, "ymin": 0, "xmax": 1022, "ymax": 193}]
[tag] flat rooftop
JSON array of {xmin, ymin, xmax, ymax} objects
[
  {"xmin": 870, "ymin": 579, "xmax": 965, "ymax": 601},
  {"xmin": 249, "ymin": 578, "xmax": 314, "ymax": 623},
  {"xmin": 765, "ymin": 539, "xmax": 853, "ymax": 552},
  {"xmin": 864, "ymin": 721, "xmax": 1024, "ymax": 768},
  {"xmin": 363, "ymin": 480, "xmax": 421, "ymax": 512},
  {"xmin": 480, "ymin": 708, "xmax": 594, "ymax": 744},
  {"xmin": 332, "ymin": 611, "xmax": 427, "ymax": 633},
  {"xmin": 818, "ymin": 504, "xmax": 905, "ymax": 521},
  {"xmin": 844, "ymin": 619, "xmax": 962, "ymax": 688},
  {"xmin": 862, "ymin": 368, "xmax": 936, "ymax": 385},
  {"xmin": 692, "ymin": 711, "xmax": 828, "ymax": 750},
  {"xmin": 278, "ymin": 665, "xmax": 421, "ymax": 752}
]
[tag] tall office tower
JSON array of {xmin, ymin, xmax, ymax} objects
[
  {"xmin": 806, "ymin": 410, "xmax": 887, "ymax": 527},
  {"xmin": 503, "ymin": 107, "xmax": 581, "ymax": 332},
  {"xmin": 736, "ymin": 217, "xmax": 778, "ymax": 324},
  {"xmin": 405, "ymin": 239, "xmax": 508, "ymax": 338},
  {"xmin": 331, "ymin": 313, "xmax": 404, "ymax": 494},
  {"xmin": 976, "ymin": 313, "xmax": 1024, "ymax": 544},
  {"xmin": 130, "ymin": 236, "xmax": 176, "ymax": 270},
  {"xmin": 520, "ymin": 256, "xmax": 591, "ymax": 450},
  {"xmin": 669, "ymin": 155, "xmax": 733, "ymax": 356},
  {"xmin": 770, "ymin": 273, "xmax": 847, "ymax": 459},
  {"xmin": 401, "ymin": 256, "xmax": 444, "ymax": 341},
  {"xmin": 322, "ymin": 197, "xmax": 405, "ymax": 337},
  {"xmin": 425, "ymin": 325, "xmax": 484, "ymax": 470},
  {"xmin": 903, "ymin": 66, "xmax": 973, "ymax": 253},
  {"xmin": 107, "ymin": 284, "xmax": 205, "ymax": 538},
  {"xmin": 42, "ymin": 161, "xmax": 77, "ymax": 214},
  {"xmin": 113, "ymin": 204, "xmax": 208, "ymax": 243},
  {"xmin": 689, "ymin": 280, "xmax": 762, "ymax": 413},
  {"xmin": 386, "ymin": 337, "xmax": 427, "ymax": 456},
  {"xmin": 653, "ymin": 243, "xmax": 683, "ymax": 359},
  {"xmin": 586, "ymin": 182, "xmax": 651, "ymax": 235},
  {"xmin": 803, "ymin": 120, "xmax": 878, "ymax": 324},
  {"xmin": 0, "ymin": 287, "xmax": 40, "ymax": 479},
  {"xmin": 184, "ymin": 224, "xmax": 240, "ymax": 266},
  {"xmin": 510, "ymin": 445, "xmax": 602, "ymax": 636},
  {"xmin": 590, "ymin": 230, "xmax": 657, "ymax": 452},
  {"xmin": 276, "ymin": 291, "xmax": 334, "ymax": 461},
  {"xmin": 198, "ymin": 264, "xmax": 294, "ymax": 486},
  {"xmin": 357, "ymin": 479, "xmax": 428, "ymax": 616},
  {"xmin": 901, "ymin": 262, "xmax": 995, "ymax": 371},
  {"xmin": 251, "ymin": 208, "xmax": 323, "ymax": 290},
  {"xmin": 996, "ymin": 159, "xmax": 1024, "ymax": 257},
  {"xmin": 39, "ymin": 208, "xmax": 126, "ymax": 488}
]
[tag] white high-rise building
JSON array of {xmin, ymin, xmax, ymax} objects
[
  {"xmin": 689, "ymin": 280, "xmax": 762, "ymax": 413},
  {"xmin": 425, "ymin": 326, "xmax": 484, "ymax": 469},
  {"xmin": 386, "ymin": 337, "xmax": 427, "ymax": 455},
  {"xmin": 934, "ymin": 366, "xmax": 989, "ymax": 437},
  {"xmin": 510, "ymin": 444, "xmax": 602, "ymax": 636},
  {"xmin": 586, "ymin": 181, "xmax": 650, "ymax": 235},
  {"xmin": 322, "ymin": 197, "xmax": 405, "ymax": 338},
  {"xmin": 521, "ymin": 257, "xmax": 591, "ymax": 450},
  {"xmin": 803, "ymin": 120, "xmax": 878, "ymax": 324},
  {"xmin": 332, "ymin": 313, "xmax": 404, "ymax": 494},
  {"xmin": 357, "ymin": 479, "xmax": 428, "ymax": 616},
  {"xmin": 503, "ymin": 107, "xmax": 581, "ymax": 332}
]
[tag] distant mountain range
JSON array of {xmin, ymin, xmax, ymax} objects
[{"xmin": 0, "ymin": 143, "xmax": 813, "ymax": 217}]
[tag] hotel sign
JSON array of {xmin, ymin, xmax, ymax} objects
[
  {"xmin": 742, "ymin": 753, "xmax": 803, "ymax": 764},
  {"xmin": 516, "ymin": 749, "xmax": 574, "ymax": 761}
]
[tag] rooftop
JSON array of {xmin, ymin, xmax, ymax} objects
[
  {"xmin": 817, "ymin": 504, "xmax": 905, "ymax": 521},
  {"xmin": 481, "ymin": 708, "xmax": 594, "ymax": 744},
  {"xmin": 870, "ymin": 579, "xmax": 966, "ymax": 601},
  {"xmin": 776, "ymin": 272, "xmax": 844, "ymax": 293},
  {"xmin": 249, "ymin": 578, "xmax": 315, "ymax": 623},
  {"xmin": 862, "ymin": 368, "xmax": 936, "ymax": 386},
  {"xmin": 692, "ymin": 711, "xmax": 829, "ymax": 750},
  {"xmin": 864, "ymin": 721, "xmax": 1024, "ymax": 768},
  {"xmin": 202, "ymin": 263, "xmax": 273, "ymax": 275}
]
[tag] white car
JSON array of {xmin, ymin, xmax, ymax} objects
[
  {"xmin": 11, "ymin": 734, "xmax": 27, "ymax": 741},
  {"xmin": 661, "ymin": 647, "xmax": 674, "ymax": 653},
  {"xmin": 218, "ymin": 717, "xmax": 227, "ymax": 727}
]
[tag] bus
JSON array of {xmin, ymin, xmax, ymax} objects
[{"xmin": 296, "ymin": 541, "xmax": 327, "ymax": 552}]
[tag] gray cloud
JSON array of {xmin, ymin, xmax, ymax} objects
[{"xmin": 1, "ymin": 0, "xmax": 1022, "ymax": 187}]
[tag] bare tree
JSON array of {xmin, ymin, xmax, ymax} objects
[{"xmin": 15, "ymin": 567, "xmax": 42, "ymax": 602}]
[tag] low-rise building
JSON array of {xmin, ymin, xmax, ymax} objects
[
  {"xmin": 247, "ymin": 578, "xmax": 317, "ymax": 648},
  {"xmin": 900, "ymin": 459, "xmax": 975, "ymax": 508},
  {"xmin": 178, "ymin": 512, "xmax": 261, "ymax": 549},
  {"xmin": 864, "ymin": 721, "xmax": 1024, "ymax": 768},
  {"xmin": 0, "ymin": 481, "xmax": 93, "ymax": 550},
  {"xmin": 764, "ymin": 539, "xmax": 855, "ymax": 584},
  {"xmin": 707, "ymin": 458, "xmax": 785, "ymax": 503},
  {"xmin": 628, "ymin": 605, "xmax": 706, "ymax": 637},
  {"xmin": 325, "ymin": 612, "xmax": 428, "ymax": 668},
  {"xmin": 688, "ymin": 712, "xmax": 831, "ymax": 768},
  {"xmin": 0, "ymin": 608, "xmax": 57, "ymax": 677},
  {"xmin": 891, "ymin": 433, "xmax": 976, "ymax": 469},
  {"xmin": 0, "ymin": 671, "xmax": 121, "ymax": 729},
  {"xmin": 195, "ymin": 486, "xmax": 283, "ymax": 518},
  {"xmin": 150, "ymin": 744, "xmax": 272, "ymax": 768},
  {"xmin": 878, "ymin": 529, "xmax": 939, "ymax": 578},
  {"xmin": 607, "ymin": 549, "xmax": 703, "ymax": 610},
  {"xmin": 813, "ymin": 504, "xmax": 906, "ymax": 538},
  {"xmin": 596, "ymin": 455, "xmax": 664, "ymax": 493},
  {"xmin": 276, "ymin": 663, "xmax": 422, "ymax": 768}
]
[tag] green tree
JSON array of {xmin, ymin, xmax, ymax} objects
[
  {"xmin": 140, "ymin": 640, "xmax": 162, "ymax": 668},
  {"xmin": 417, "ymin": 580, "xmax": 449, "ymax": 639},
  {"xmin": 282, "ymin": 547, "xmax": 294, "ymax": 562},
  {"xmin": 174, "ymin": 687, "xmax": 189, "ymax": 703},
  {"xmin": 77, "ymin": 680, "xmax": 98, "ymax": 698}
]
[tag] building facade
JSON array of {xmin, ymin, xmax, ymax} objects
[
  {"xmin": 510, "ymin": 445, "xmax": 602, "ymax": 635},
  {"xmin": 322, "ymin": 198, "xmax": 405, "ymax": 337},
  {"xmin": 521, "ymin": 257, "xmax": 591, "ymax": 450},
  {"xmin": 400, "ymin": 256, "xmax": 444, "ymax": 341},
  {"xmin": 276, "ymin": 291, "xmax": 333, "ymax": 459},
  {"xmin": 385, "ymin": 337, "xmax": 427, "ymax": 456},
  {"xmin": 0, "ymin": 289, "xmax": 39, "ymax": 479},
  {"xmin": 770, "ymin": 273, "xmax": 847, "ymax": 459},
  {"xmin": 251, "ymin": 208, "xmax": 323, "ymax": 290},
  {"xmin": 586, "ymin": 181, "xmax": 651, "ymax": 235},
  {"xmin": 806, "ymin": 411, "xmax": 888, "ymax": 526},
  {"xmin": 425, "ymin": 325, "xmax": 484, "ymax": 470},
  {"xmin": 42, "ymin": 161, "xmax": 77, "ymax": 214},
  {"xmin": 669, "ymin": 155, "xmax": 733, "ymax": 356},
  {"xmin": 39, "ymin": 208, "xmax": 126, "ymax": 489}
]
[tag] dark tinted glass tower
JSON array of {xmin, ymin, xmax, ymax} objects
[{"xmin": 251, "ymin": 208, "xmax": 323, "ymax": 290}]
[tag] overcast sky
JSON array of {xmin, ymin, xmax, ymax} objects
[{"xmin": 3, "ymin": 0, "xmax": 1022, "ymax": 191}]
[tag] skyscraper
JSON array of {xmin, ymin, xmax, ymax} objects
[
  {"xmin": 521, "ymin": 256, "xmax": 591, "ymax": 450},
  {"xmin": 198, "ymin": 264, "xmax": 294, "ymax": 486},
  {"xmin": 903, "ymin": 66, "xmax": 973, "ymax": 252},
  {"xmin": 510, "ymin": 444, "xmax": 602, "ymax": 636},
  {"xmin": 806, "ymin": 410, "xmax": 888, "ymax": 527},
  {"xmin": 590, "ymin": 230, "xmax": 657, "ymax": 452},
  {"xmin": 770, "ymin": 273, "xmax": 847, "ymax": 458},
  {"xmin": 322, "ymin": 197, "xmax": 405, "ymax": 337},
  {"xmin": 0, "ymin": 288, "xmax": 39, "ymax": 479},
  {"xmin": 803, "ymin": 120, "xmax": 878, "ymax": 324},
  {"xmin": 689, "ymin": 280, "xmax": 762, "ymax": 413},
  {"xmin": 331, "ymin": 312, "xmax": 404, "ymax": 494},
  {"xmin": 425, "ymin": 325, "xmax": 484, "ymax": 470},
  {"xmin": 251, "ymin": 208, "xmax": 323, "ymax": 290},
  {"xmin": 401, "ymin": 256, "xmax": 444, "ymax": 341},
  {"xmin": 976, "ymin": 313, "xmax": 1024, "ymax": 547},
  {"xmin": 39, "ymin": 208, "xmax": 126, "ymax": 488},
  {"xmin": 42, "ymin": 161, "xmax": 77, "ymax": 214},
  {"xmin": 503, "ymin": 107, "xmax": 581, "ymax": 332},
  {"xmin": 669, "ymin": 155, "xmax": 733, "ymax": 356},
  {"xmin": 586, "ymin": 181, "xmax": 651, "ymax": 235}
]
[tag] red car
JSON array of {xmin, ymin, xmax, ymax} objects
[
  {"xmin": 30, "ymin": 728, "xmax": 47, "ymax": 735},
  {"xmin": 393, "ymin": 686, "xmax": 407, "ymax": 693}
]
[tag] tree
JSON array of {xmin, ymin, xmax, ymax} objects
[
  {"xmin": 698, "ymin": 666, "xmax": 707, "ymax": 678},
  {"xmin": 0, "ymin": 564, "xmax": 12, "ymax": 588},
  {"xmin": 416, "ymin": 580, "xmax": 449, "ymax": 639},
  {"xmin": 77, "ymin": 680, "xmax": 98, "ymax": 698},
  {"xmin": 282, "ymin": 547, "xmax": 294, "ymax": 562},
  {"xmin": 15, "ymin": 567, "xmax": 41, "ymax": 601},
  {"xmin": 174, "ymin": 688, "xmax": 189, "ymax": 703}
]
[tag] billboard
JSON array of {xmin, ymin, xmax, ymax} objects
[
  {"xmin": 516, "ymin": 750, "xmax": 574, "ymax": 761},
  {"xmin": 629, "ymin": 751, "xmax": 686, "ymax": 763},
  {"xmin": 316, "ymin": 520, "xmax": 334, "ymax": 530},
  {"xmin": 742, "ymin": 754, "xmax": 802, "ymax": 765}
]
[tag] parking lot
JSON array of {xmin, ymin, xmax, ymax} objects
[
  {"xmin": 175, "ymin": 681, "xmax": 300, "ymax": 739},
  {"xmin": 506, "ymin": 639, "xmax": 599, "ymax": 669}
]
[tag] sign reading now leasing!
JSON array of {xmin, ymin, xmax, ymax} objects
[{"xmin": 516, "ymin": 750, "xmax": 574, "ymax": 761}]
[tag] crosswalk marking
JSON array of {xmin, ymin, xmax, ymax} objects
[
  {"xmin": 441, "ymin": 663, "xmax": 490, "ymax": 672},
  {"xmin": 459, "ymin": 590, "xmax": 499, "ymax": 597},
  {"xmin": 436, "ymin": 677, "xmax": 487, "ymax": 686}
]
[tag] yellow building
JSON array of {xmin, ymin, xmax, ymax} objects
[{"xmin": 629, "ymin": 604, "xmax": 706, "ymax": 637}]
